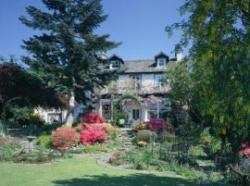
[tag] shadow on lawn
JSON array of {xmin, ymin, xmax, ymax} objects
[{"xmin": 53, "ymin": 173, "xmax": 197, "ymax": 186}]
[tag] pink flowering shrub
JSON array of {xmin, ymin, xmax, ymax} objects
[
  {"xmin": 84, "ymin": 123, "xmax": 114, "ymax": 134},
  {"xmin": 240, "ymin": 142, "xmax": 250, "ymax": 158},
  {"xmin": 80, "ymin": 126, "xmax": 107, "ymax": 145},
  {"xmin": 82, "ymin": 112, "xmax": 104, "ymax": 124},
  {"xmin": 52, "ymin": 127, "xmax": 79, "ymax": 152},
  {"xmin": 147, "ymin": 118, "xmax": 165, "ymax": 133}
]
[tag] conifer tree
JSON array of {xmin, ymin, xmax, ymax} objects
[{"xmin": 20, "ymin": 0, "xmax": 119, "ymax": 126}]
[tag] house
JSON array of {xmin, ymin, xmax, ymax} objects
[{"xmin": 95, "ymin": 52, "xmax": 184, "ymax": 127}]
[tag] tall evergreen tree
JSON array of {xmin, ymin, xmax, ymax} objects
[{"xmin": 20, "ymin": 0, "xmax": 119, "ymax": 126}]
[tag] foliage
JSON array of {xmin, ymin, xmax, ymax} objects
[
  {"xmin": 83, "ymin": 123, "xmax": 113, "ymax": 134},
  {"xmin": 108, "ymin": 151, "xmax": 126, "ymax": 165},
  {"xmin": 20, "ymin": 0, "xmax": 119, "ymax": 126},
  {"xmin": 239, "ymin": 142, "xmax": 250, "ymax": 158},
  {"xmin": 158, "ymin": 130, "xmax": 175, "ymax": 142},
  {"xmin": 199, "ymin": 128, "xmax": 222, "ymax": 158},
  {"xmin": 126, "ymin": 149, "xmax": 153, "ymax": 170},
  {"xmin": 0, "ymin": 62, "xmax": 63, "ymax": 116},
  {"xmin": 81, "ymin": 144, "xmax": 108, "ymax": 154},
  {"xmin": 136, "ymin": 130, "xmax": 156, "ymax": 143},
  {"xmin": 112, "ymin": 112, "xmax": 128, "ymax": 126},
  {"xmin": 135, "ymin": 123, "xmax": 147, "ymax": 131},
  {"xmin": 166, "ymin": 0, "xmax": 250, "ymax": 157},
  {"xmin": 147, "ymin": 118, "xmax": 165, "ymax": 133},
  {"xmin": 52, "ymin": 127, "xmax": 79, "ymax": 152},
  {"xmin": 13, "ymin": 147, "xmax": 60, "ymax": 163},
  {"xmin": 80, "ymin": 126, "xmax": 107, "ymax": 145},
  {"xmin": 82, "ymin": 112, "xmax": 104, "ymax": 124},
  {"xmin": 37, "ymin": 135, "xmax": 53, "ymax": 149},
  {"xmin": 108, "ymin": 127, "xmax": 118, "ymax": 141},
  {"xmin": 0, "ymin": 143, "xmax": 21, "ymax": 161},
  {"xmin": 136, "ymin": 141, "xmax": 147, "ymax": 147}
]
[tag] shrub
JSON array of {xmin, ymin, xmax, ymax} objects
[
  {"xmin": 135, "ymin": 123, "xmax": 147, "ymax": 131},
  {"xmin": 137, "ymin": 140, "xmax": 147, "ymax": 147},
  {"xmin": 0, "ymin": 143, "xmax": 21, "ymax": 161},
  {"xmin": 239, "ymin": 142, "xmax": 250, "ymax": 158},
  {"xmin": 136, "ymin": 130, "xmax": 156, "ymax": 142},
  {"xmin": 109, "ymin": 151, "xmax": 126, "ymax": 165},
  {"xmin": 82, "ymin": 112, "xmax": 104, "ymax": 124},
  {"xmin": 113, "ymin": 112, "xmax": 128, "ymax": 126},
  {"xmin": 200, "ymin": 128, "xmax": 222, "ymax": 157},
  {"xmin": 52, "ymin": 127, "xmax": 79, "ymax": 152},
  {"xmin": 37, "ymin": 135, "xmax": 53, "ymax": 149},
  {"xmin": 159, "ymin": 130, "xmax": 175, "ymax": 142},
  {"xmin": 13, "ymin": 147, "xmax": 60, "ymax": 163},
  {"xmin": 84, "ymin": 123, "xmax": 113, "ymax": 134},
  {"xmin": 147, "ymin": 118, "xmax": 165, "ymax": 133},
  {"xmin": 126, "ymin": 149, "xmax": 153, "ymax": 170},
  {"xmin": 80, "ymin": 126, "xmax": 107, "ymax": 145}
]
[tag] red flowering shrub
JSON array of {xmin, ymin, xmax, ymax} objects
[
  {"xmin": 147, "ymin": 118, "xmax": 165, "ymax": 133},
  {"xmin": 83, "ymin": 112, "xmax": 104, "ymax": 124},
  {"xmin": 80, "ymin": 126, "xmax": 107, "ymax": 145},
  {"xmin": 52, "ymin": 127, "xmax": 79, "ymax": 152},
  {"xmin": 240, "ymin": 142, "xmax": 250, "ymax": 158},
  {"xmin": 83, "ymin": 123, "xmax": 113, "ymax": 134}
]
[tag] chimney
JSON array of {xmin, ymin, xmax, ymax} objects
[{"xmin": 176, "ymin": 52, "xmax": 184, "ymax": 62}]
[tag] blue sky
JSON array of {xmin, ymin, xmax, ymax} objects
[{"xmin": 0, "ymin": 0, "xmax": 185, "ymax": 61}]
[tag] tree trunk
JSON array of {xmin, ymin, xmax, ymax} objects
[{"xmin": 64, "ymin": 91, "xmax": 75, "ymax": 127}]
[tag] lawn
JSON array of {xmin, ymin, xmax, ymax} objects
[{"xmin": 0, "ymin": 157, "xmax": 197, "ymax": 186}]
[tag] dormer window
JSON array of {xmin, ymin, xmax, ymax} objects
[
  {"xmin": 158, "ymin": 58, "xmax": 166, "ymax": 67},
  {"xmin": 111, "ymin": 60, "xmax": 119, "ymax": 69},
  {"xmin": 109, "ymin": 54, "xmax": 124, "ymax": 70},
  {"xmin": 154, "ymin": 52, "xmax": 169, "ymax": 68}
]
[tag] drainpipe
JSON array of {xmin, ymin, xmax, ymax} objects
[{"xmin": 157, "ymin": 102, "xmax": 160, "ymax": 118}]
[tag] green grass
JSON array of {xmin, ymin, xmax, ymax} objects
[{"xmin": 0, "ymin": 157, "xmax": 197, "ymax": 186}]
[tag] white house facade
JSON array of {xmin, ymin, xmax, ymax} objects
[{"xmin": 95, "ymin": 52, "xmax": 183, "ymax": 127}]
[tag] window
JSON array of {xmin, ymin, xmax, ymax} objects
[
  {"xmin": 111, "ymin": 60, "xmax": 119, "ymax": 69},
  {"xmin": 132, "ymin": 109, "xmax": 140, "ymax": 120},
  {"xmin": 47, "ymin": 113, "xmax": 62, "ymax": 124},
  {"xmin": 158, "ymin": 58, "xmax": 166, "ymax": 67},
  {"xmin": 102, "ymin": 103, "xmax": 111, "ymax": 120},
  {"xmin": 154, "ymin": 74, "xmax": 164, "ymax": 88},
  {"xmin": 129, "ymin": 75, "xmax": 141, "ymax": 90}
]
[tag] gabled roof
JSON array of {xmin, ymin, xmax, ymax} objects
[
  {"xmin": 109, "ymin": 54, "xmax": 124, "ymax": 64},
  {"xmin": 121, "ymin": 59, "xmax": 175, "ymax": 73},
  {"xmin": 154, "ymin": 52, "xmax": 169, "ymax": 61}
]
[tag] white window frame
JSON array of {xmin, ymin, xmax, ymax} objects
[
  {"xmin": 110, "ymin": 60, "xmax": 119, "ymax": 69},
  {"xmin": 154, "ymin": 74, "xmax": 164, "ymax": 88},
  {"xmin": 129, "ymin": 75, "xmax": 142, "ymax": 90}
]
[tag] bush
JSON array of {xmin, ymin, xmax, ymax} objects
[
  {"xmin": 159, "ymin": 130, "xmax": 175, "ymax": 142},
  {"xmin": 109, "ymin": 151, "xmax": 126, "ymax": 165},
  {"xmin": 83, "ymin": 123, "xmax": 114, "ymax": 134},
  {"xmin": 13, "ymin": 147, "xmax": 60, "ymax": 163},
  {"xmin": 135, "ymin": 123, "xmax": 147, "ymax": 131},
  {"xmin": 147, "ymin": 118, "xmax": 165, "ymax": 133},
  {"xmin": 126, "ymin": 149, "xmax": 153, "ymax": 170},
  {"xmin": 37, "ymin": 135, "xmax": 53, "ymax": 149},
  {"xmin": 136, "ymin": 130, "xmax": 156, "ymax": 143},
  {"xmin": 80, "ymin": 126, "xmax": 107, "ymax": 145},
  {"xmin": 239, "ymin": 142, "xmax": 250, "ymax": 158},
  {"xmin": 0, "ymin": 143, "xmax": 21, "ymax": 161},
  {"xmin": 52, "ymin": 127, "xmax": 79, "ymax": 152},
  {"xmin": 82, "ymin": 112, "xmax": 104, "ymax": 124},
  {"xmin": 200, "ymin": 128, "xmax": 222, "ymax": 158},
  {"xmin": 113, "ymin": 112, "xmax": 128, "ymax": 126}
]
